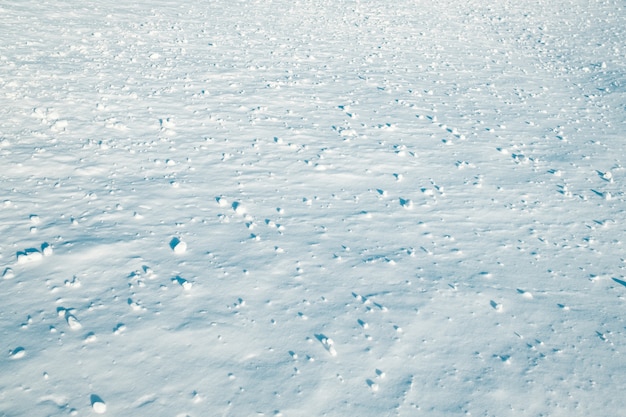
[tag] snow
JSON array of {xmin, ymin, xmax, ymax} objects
[{"xmin": 1, "ymin": 0, "xmax": 625, "ymax": 415}]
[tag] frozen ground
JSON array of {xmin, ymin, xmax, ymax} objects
[{"xmin": 1, "ymin": 0, "xmax": 625, "ymax": 415}]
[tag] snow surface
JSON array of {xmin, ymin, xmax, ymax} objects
[{"xmin": 1, "ymin": 0, "xmax": 625, "ymax": 416}]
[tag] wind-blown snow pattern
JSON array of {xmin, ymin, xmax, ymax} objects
[{"xmin": 1, "ymin": 0, "xmax": 625, "ymax": 416}]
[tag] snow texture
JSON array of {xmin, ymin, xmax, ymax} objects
[{"xmin": 1, "ymin": 0, "xmax": 625, "ymax": 416}]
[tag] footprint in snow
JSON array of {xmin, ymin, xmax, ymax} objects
[
  {"xmin": 2, "ymin": 267, "xmax": 14, "ymax": 279},
  {"xmin": 232, "ymin": 201, "xmax": 246, "ymax": 215},
  {"xmin": 16, "ymin": 248, "xmax": 43, "ymax": 264},
  {"xmin": 597, "ymin": 170, "xmax": 614, "ymax": 182},
  {"xmin": 113, "ymin": 323, "xmax": 126, "ymax": 335},
  {"xmin": 366, "ymin": 379, "xmax": 379, "ymax": 392},
  {"xmin": 172, "ymin": 276, "xmax": 193, "ymax": 290},
  {"xmin": 315, "ymin": 334, "xmax": 337, "ymax": 356},
  {"xmin": 9, "ymin": 346, "xmax": 26, "ymax": 359},
  {"xmin": 142, "ymin": 265, "xmax": 156, "ymax": 279},
  {"xmin": 490, "ymin": 300, "xmax": 503, "ymax": 312},
  {"xmin": 399, "ymin": 198, "xmax": 413, "ymax": 209},
  {"xmin": 216, "ymin": 196, "xmax": 229, "ymax": 207},
  {"xmin": 58, "ymin": 307, "xmax": 82, "ymax": 330},
  {"xmin": 495, "ymin": 354, "xmax": 512, "ymax": 364},
  {"xmin": 170, "ymin": 237, "xmax": 187, "ymax": 254},
  {"xmin": 41, "ymin": 242, "xmax": 53, "ymax": 256},
  {"xmin": 90, "ymin": 394, "xmax": 107, "ymax": 414}
]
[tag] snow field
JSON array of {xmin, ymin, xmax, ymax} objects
[{"xmin": 1, "ymin": 0, "xmax": 625, "ymax": 416}]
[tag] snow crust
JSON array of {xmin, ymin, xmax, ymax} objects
[{"xmin": 1, "ymin": 0, "xmax": 625, "ymax": 415}]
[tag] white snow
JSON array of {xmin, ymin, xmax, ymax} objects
[{"xmin": 1, "ymin": 0, "xmax": 625, "ymax": 416}]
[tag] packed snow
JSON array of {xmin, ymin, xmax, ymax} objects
[{"xmin": 1, "ymin": 0, "xmax": 625, "ymax": 416}]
